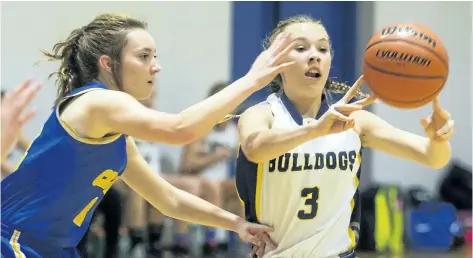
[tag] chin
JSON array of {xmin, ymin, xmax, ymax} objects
[{"xmin": 132, "ymin": 88, "xmax": 153, "ymax": 100}]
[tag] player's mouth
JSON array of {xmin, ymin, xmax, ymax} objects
[
  {"xmin": 148, "ymin": 80, "xmax": 155, "ymax": 86},
  {"xmin": 305, "ymin": 68, "xmax": 321, "ymax": 80}
]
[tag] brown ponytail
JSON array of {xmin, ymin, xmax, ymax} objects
[
  {"xmin": 42, "ymin": 27, "xmax": 85, "ymax": 104},
  {"xmin": 40, "ymin": 13, "xmax": 148, "ymax": 105}
]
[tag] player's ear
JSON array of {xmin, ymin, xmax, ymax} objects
[{"xmin": 98, "ymin": 55, "xmax": 113, "ymax": 73}]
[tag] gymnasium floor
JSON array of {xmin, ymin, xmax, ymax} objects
[{"xmin": 357, "ymin": 251, "xmax": 468, "ymax": 258}]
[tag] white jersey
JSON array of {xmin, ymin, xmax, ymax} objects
[
  {"xmin": 236, "ymin": 92, "xmax": 362, "ymax": 258},
  {"xmin": 135, "ymin": 139, "xmax": 162, "ymax": 173},
  {"xmin": 201, "ymin": 123, "xmax": 238, "ymax": 180}
]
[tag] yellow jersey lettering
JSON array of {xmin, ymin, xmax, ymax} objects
[
  {"xmin": 92, "ymin": 169, "xmax": 118, "ymax": 194},
  {"xmin": 74, "ymin": 169, "xmax": 118, "ymax": 227},
  {"xmin": 73, "ymin": 197, "xmax": 98, "ymax": 226}
]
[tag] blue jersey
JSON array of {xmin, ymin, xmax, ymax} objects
[{"xmin": 1, "ymin": 82, "xmax": 127, "ymax": 249}]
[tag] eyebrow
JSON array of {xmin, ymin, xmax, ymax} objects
[
  {"xmin": 138, "ymin": 47, "xmax": 156, "ymax": 53},
  {"xmin": 294, "ymin": 37, "xmax": 330, "ymax": 42}
]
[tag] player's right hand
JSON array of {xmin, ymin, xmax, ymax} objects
[
  {"xmin": 246, "ymin": 32, "xmax": 297, "ymax": 89},
  {"xmin": 312, "ymin": 75, "xmax": 376, "ymax": 136}
]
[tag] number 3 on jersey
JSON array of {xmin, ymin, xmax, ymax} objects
[{"xmin": 298, "ymin": 186, "xmax": 320, "ymax": 220}]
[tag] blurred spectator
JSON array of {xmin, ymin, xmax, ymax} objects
[
  {"xmin": 125, "ymin": 89, "xmax": 216, "ymax": 258},
  {"xmin": 179, "ymin": 82, "xmax": 242, "ymax": 256}
]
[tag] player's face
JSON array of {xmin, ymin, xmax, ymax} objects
[
  {"xmin": 280, "ymin": 23, "xmax": 332, "ymax": 96},
  {"xmin": 121, "ymin": 29, "xmax": 161, "ymax": 100}
]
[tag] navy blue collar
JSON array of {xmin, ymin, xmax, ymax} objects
[
  {"xmin": 66, "ymin": 81, "xmax": 108, "ymax": 97},
  {"xmin": 280, "ymin": 92, "xmax": 329, "ymax": 125}
]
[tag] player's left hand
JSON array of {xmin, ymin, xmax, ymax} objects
[
  {"xmin": 235, "ymin": 219, "xmax": 277, "ymax": 255},
  {"xmin": 420, "ymin": 97, "xmax": 454, "ymax": 142}
]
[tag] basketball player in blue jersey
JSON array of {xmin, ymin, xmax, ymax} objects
[
  {"xmin": 236, "ymin": 15, "xmax": 455, "ymax": 258},
  {"xmin": 0, "ymin": 13, "xmax": 298, "ymax": 257}
]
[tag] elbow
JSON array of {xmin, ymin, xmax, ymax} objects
[
  {"xmin": 427, "ymin": 155, "xmax": 451, "ymax": 169},
  {"xmin": 160, "ymin": 116, "xmax": 198, "ymax": 145},
  {"xmin": 241, "ymin": 140, "xmax": 266, "ymax": 164},
  {"xmin": 426, "ymin": 146, "xmax": 452, "ymax": 169},
  {"xmin": 172, "ymin": 126, "xmax": 198, "ymax": 145},
  {"xmin": 244, "ymin": 150, "xmax": 265, "ymax": 164}
]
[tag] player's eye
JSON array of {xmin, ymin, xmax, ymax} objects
[
  {"xmin": 319, "ymin": 48, "xmax": 329, "ymax": 53},
  {"xmin": 296, "ymin": 46, "xmax": 306, "ymax": 52}
]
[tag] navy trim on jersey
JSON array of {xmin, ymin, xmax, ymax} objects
[
  {"xmin": 235, "ymin": 149, "xmax": 259, "ymax": 223},
  {"xmin": 280, "ymin": 92, "xmax": 330, "ymax": 125},
  {"xmin": 66, "ymin": 81, "xmax": 108, "ymax": 97},
  {"xmin": 280, "ymin": 90, "xmax": 363, "ymax": 125},
  {"xmin": 339, "ymin": 249, "xmax": 356, "ymax": 258}
]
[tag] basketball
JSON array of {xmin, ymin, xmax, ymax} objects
[{"xmin": 363, "ymin": 23, "xmax": 449, "ymax": 108}]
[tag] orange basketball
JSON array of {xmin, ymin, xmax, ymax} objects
[{"xmin": 363, "ymin": 23, "xmax": 449, "ymax": 108}]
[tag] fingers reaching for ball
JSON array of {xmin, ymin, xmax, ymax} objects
[
  {"xmin": 340, "ymin": 75, "xmax": 377, "ymax": 109},
  {"xmin": 432, "ymin": 97, "xmax": 451, "ymax": 120}
]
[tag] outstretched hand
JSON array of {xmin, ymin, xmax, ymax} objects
[
  {"xmin": 313, "ymin": 75, "xmax": 376, "ymax": 136},
  {"xmin": 1, "ymin": 80, "xmax": 41, "ymax": 162},
  {"xmin": 246, "ymin": 32, "xmax": 298, "ymax": 89},
  {"xmin": 420, "ymin": 97, "xmax": 454, "ymax": 141},
  {"xmin": 235, "ymin": 219, "xmax": 277, "ymax": 257}
]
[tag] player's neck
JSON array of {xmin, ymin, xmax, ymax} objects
[
  {"xmin": 284, "ymin": 89, "xmax": 323, "ymax": 119},
  {"xmin": 96, "ymin": 74, "xmax": 120, "ymax": 91}
]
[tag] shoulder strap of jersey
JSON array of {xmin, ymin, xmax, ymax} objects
[
  {"xmin": 55, "ymin": 81, "xmax": 108, "ymax": 108},
  {"xmin": 266, "ymin": 93, "xmax": 286, "ymax": 119},
  {"xmin": 54, "ymin": 81, "xmax": 123, "ymax": 144}
]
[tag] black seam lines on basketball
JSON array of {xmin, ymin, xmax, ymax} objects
[
  {"xmin": 365, "ymin": 38, "xmax": 448, "ymax": 69},
  {"xmin": 364, "ymin": 61, "xmax": 446, "ymax": 80},
  {"xmin": 365, "ymin": 64, "xmax": 447, "ymax": 103}
]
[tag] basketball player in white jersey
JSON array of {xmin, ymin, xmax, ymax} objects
[{"xmin": 236, "ymin": 15, "xmax": 454, "ymax": 258}]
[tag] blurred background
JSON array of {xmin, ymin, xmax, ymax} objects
[{"xmin": 1, "ymin": 1, "xmax": 472, "ymax": 258}]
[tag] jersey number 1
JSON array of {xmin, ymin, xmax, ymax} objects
[{"xmin": 297, "ymin": 186, "xmax": 320, "ymax": 220}]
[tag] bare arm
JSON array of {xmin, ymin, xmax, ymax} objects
[
  {"xmin": 121, "ymin": 137, "xmax": 244, "ymax": 231},
  {"xmin": 238, "ymin": 104, "xmax": 321, "ymax": 163},
  {"xmin": 180, "ymin": 139, "xmax": 229, "ymax": 174},
  {"xmin": 85, "ymin": 76, "xmax": 259, "ymax": 145},
  {"xmin": 352, "ymin": 110, "xmax": 451, "ymax": 169},
  {"xmin": 1, "ymin": 161, "xmax": 15, "ymax": 179}
]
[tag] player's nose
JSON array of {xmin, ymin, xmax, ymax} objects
[{"xmin": 151, "ymin": 62, "xmax": 161, "ymax": 74}]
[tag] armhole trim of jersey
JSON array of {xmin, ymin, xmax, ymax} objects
[{"xmin": 55, "ymin": 88, "xmax": 122, "ymax": 145}]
